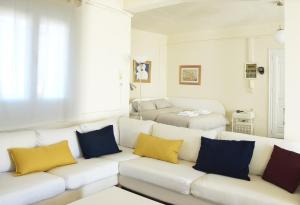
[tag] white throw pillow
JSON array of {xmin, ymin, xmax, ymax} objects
[{"xmin": 152, "ymin": 123, "xmax": 218, "ymax": 162}]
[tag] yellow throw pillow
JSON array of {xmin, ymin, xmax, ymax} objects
[
  {"xmin": 134, "ymin": 133, "xmax": 183, "ymax": 164},
  {"xmin": 9, "ymin": 140, "xmax": 76, "ymax": 176}
]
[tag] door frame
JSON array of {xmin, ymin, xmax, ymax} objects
[{"xmin": 268, "ymin": 48, "xmax": 284, "ymax": 138}]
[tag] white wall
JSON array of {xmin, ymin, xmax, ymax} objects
[
  {"xmin": 285, "ymin": 0, "xmax": 300, "ymax": 140},
  {"xmin": 167, "ymin": 26, "xmax": 283, "ymax": 136},
  {"xmin": 130, "ymin": 29, "xmax": 167, "ymax": 99},
  {"xmin": 73, "ymin": 0, "xmax": 132, "ymax": 122}
]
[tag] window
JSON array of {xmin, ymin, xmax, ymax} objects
[
  {"xmin": 0, "ymin": 0, "xmax": 75, "ymax": 129},
  {"xmin": 0, "ymin": 11, "xmax": 30, "ymax": 100},
  {"xmin": 37, "ymin": 19, "xmax": 69, "ymax": 99}
]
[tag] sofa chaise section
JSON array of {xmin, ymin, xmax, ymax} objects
[
  {"xmin": 119, "ymin": 158, "xmax": 205, "ymax": 195},
  {"xmin": 191, "ymin": 174, "xmax": 300, "ymax": 205}
]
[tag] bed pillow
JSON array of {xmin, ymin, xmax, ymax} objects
[
  {"xmin": 134, "ymin": 133, "xmax": 183, "ymax": 163},
  {"xmin": 132, "ymin": 101, "xmax": 156, "ymax": 112},
  {"xmin": 76, "ymin": 125, "xmax": 121, "ymax": 159},
  {"xmin": 262, "ymin": 145, "xmax": 300, "ymax": 193},
  {"xmin": 193, "ymin": 137, "xmax": 255, "ymax": 180},
  {"xmin": 9, "ymin": 141, "xmax": 76, "ymax": 176},
  {"xmin": 155, "ymin": 99, "xmax": 172, "ymax": 109}
]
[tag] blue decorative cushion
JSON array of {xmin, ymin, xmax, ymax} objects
[
  {"xmin": 193, "ymin": 137, "xmax": 255, "ymax": 180},
  {"xmin": 76, "ymin": 125, "xmax": 121, "ymax": 159}
]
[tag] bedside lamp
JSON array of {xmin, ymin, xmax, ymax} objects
[{"xmin": 135, "ymin": 56, "xmax": 147, "ymax": 120}]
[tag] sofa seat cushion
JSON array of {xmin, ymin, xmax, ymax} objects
[
  {"xmin": 0, "ymin": 172, "xmax": 65, "ymax": 205},
  {"xmin": 48, "ymin": 158, "xmax": 118, "ymax": 190},
  {"xmin": 119, "ymin": 158, "xmax": 205, "ymax": 194},
  {"xmin": 101, "ymin": 146, "xmax": 140, "ymax": 162},
  {"xmin": 191, "ymin": 174, "xmax": 300, "ymax": 205}
]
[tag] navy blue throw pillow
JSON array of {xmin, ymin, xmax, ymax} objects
[
  {"xmin": 76, "ymin": 125, "xmax": 121, "ymax": 159},
  {"xmin": 193, "ymin": 137, "xmax": 255, "ymax": 180}
]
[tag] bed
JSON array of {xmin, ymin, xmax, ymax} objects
[{"xmin": 130, "ymin": 97, "xmax": 228, "ymax": 132}]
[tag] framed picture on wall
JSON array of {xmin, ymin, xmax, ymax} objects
[
  {"xmin": 133, "ymin": 60, "xmax": 152, "ymax": 83},
  {"xmin": 179, "ymin": 65, "xmax": 201, "ymax": 85}
]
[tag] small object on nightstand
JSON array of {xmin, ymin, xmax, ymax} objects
[{"xmin": 232, "ymin": 110, "xmax": 255, "ymax": 134}]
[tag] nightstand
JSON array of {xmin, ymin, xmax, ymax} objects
[{"xmin": 232, "ymin": 110, "xmax": 255, "ymax": 135}]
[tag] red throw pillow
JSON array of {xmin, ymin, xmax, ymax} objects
[{"xmin": 262, "ymin": 145, "xmax": 300, "ymax": 193}]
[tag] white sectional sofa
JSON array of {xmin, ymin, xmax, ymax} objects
[{"xmin": 0, "ymin": 117, "xmax": 299, "ymax": 205}]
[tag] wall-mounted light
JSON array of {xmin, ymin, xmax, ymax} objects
[
  {"xmin": 275, "ymin": 26, "xmax": 285, "ymax": 44},
  {"xmin": 257, "ymin": 67, "xmax": 265, "ymax": 75}
]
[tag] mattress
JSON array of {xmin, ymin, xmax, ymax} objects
[{"xmin": 132, "ymin": 107, "xmax": 227, "ymax": 130}]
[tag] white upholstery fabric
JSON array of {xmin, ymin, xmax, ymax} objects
[
  {"xmin": 191, "ymin": 174, "xmax": 300, "ymax": 205},
  {"xmin": 0, "ymin": 131, "xmax": 37, "ymax": 172},
  {"xmin": 152, "ymin": 123, "xmax": 217, "ymax": 162},
  {"xmin": 219, "ymin": 131, "xmax": 300, "ymax": 176},
  {"xmin": 80, "ymin": 118, "xmax": 120, "ymax": 144},
  {"xmin": 119, "ymin": 158, "xmax": 205, "ymax": 194},
  {"xmin": 101, "ymin": 146, "xmax": 140, "ymax": 162},
  {"xmin": 48, "ymin": 158, "xmax": 118, "ymax": 190},
  {"xmin": 118, "ymin": 117, "xmax": 156, "ymax": 148},
  {"xmin": 36, "ymin": 126, "xmax": 81, "ymax": 158},
  {"xmin": 0, "ymin": 172, "xmax": 65, "ymax": 205}
]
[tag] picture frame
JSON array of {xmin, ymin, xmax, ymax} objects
[
  {"xmin": 133, "ymin": 60, "xmax": 152, "ymax": 83},
  {"xmin": 179, "ymin": 65, "xmax": 201, "ymax": 85}
]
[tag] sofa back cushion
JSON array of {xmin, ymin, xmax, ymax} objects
[
  {"xmin": 219, "ymin": 131, "xmax": 300, "ymax": 176},
  {"xmin": 80, "ymin": 118, "xmax": 119, "ymax": 144},
  {"xmin": 119, "ymin": 117, "xmax": 156, "ymax": 148},
  {"xmin": 0, "ymin": 131, "xmax": 37, "ymax": 173},
  {"xmin": 152, "ymin": 123, "xmax": 217, "ymax": 162},
  {"xmin": 36, "ymin": 126, "xmax": 81, "ymax": 158}
]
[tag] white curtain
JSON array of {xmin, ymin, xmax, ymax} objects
[{"xmin": 0, "ymin": 0, "xmax": 77, "ymax": 130}]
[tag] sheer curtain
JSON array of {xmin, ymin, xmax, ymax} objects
[{"xmin": 0, "ymin": 0, "xmax": 77, "ymax": 130}]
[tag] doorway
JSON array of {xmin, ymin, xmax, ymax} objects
[{"xmin": 268, "ymin": 49, "xmax": 285, "ymax": 138}]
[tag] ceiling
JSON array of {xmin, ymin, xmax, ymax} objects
[{"xmin": 128, "ymin": 0, "xmax": 284, "ymax": 34}]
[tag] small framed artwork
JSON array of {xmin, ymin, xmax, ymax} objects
[
  {"xmin": 179, "ymin": 65, "xmax": 201, "ymax": 85},
  {"xmin": 133, "ymin": 60, "xmax": 152, "ymax": 83}
]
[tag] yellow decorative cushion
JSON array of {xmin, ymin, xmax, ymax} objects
[
  {"xmin": 9, "ymin": 140, "xmax": 76, "ymax": 176},
  {"xmin": 134, "ymin": 133, "xmax": 183, "ymax": 163}
]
